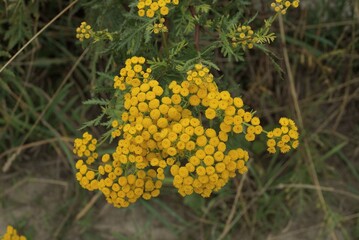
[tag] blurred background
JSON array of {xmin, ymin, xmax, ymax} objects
[{"xmin": 1, "ymin": 0, "xmax": 358, "ymax": 239}]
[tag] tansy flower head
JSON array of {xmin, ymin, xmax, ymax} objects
[
  {"xmin": 266, "ymin": 117, "xmax": 299, "ymax": 153},
  {"xmin": 73, "ymin": 132, "xmax": 98, "ymax": 165},
  {"xmin": 114, "ymin": 56, "xmax": 149, "ymax": 90},
  {"xmin": 137, "ymin": 0, "xmax": 180, "ymax": 18},
  {"xmin": 170, "ymin": 146, "xmax": 249, "ymax": 197},
  {"xmin": 186, "ymin": 64, "xmax": 214, "ymax": 85},
  {"xmin": 1, "ymin": 225, "xmax": 27, "ymax": 240}
]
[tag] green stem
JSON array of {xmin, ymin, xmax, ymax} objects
[{"xmin": 161, "ymin": 32, "xmax": 169, "ymax": 58}]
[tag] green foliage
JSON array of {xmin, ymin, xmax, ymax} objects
[
  {"xmin": 255, "ymin": 33, "xmax": 276, "ymax": 44},
  {"xmin": 83, "ymin": 98, "xmax": 109, "ymax": 106},
  {"xmin": 77, "ymin": 0, "xmax": 286, "ymax": 132},
  {"xmin": 2, "ymin": 0, "xmax": 35, "ymax": 49}
]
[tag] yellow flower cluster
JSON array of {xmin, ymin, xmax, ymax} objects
[
  {"xmin": 73, "ymin": 132, "xmax": 98, "ymax": 165},
  {"xmin": 137, "ymin": 0, "xmax": 179, "ymax": 18},
  {"xmin": 266, "ymin": 117, "xmax": 299, "ymax": 153},
  {"xmin": 170, "ymin": 63, "xmax": 263, "ymax": 142},
  {"xmin": 1, "ymin": 226, "xmax": 26, "ymax": 240},
  {"xmin": 73, "ymin": 132, "xmax": 99, "ymax": 191},
  {"xmin": 153, "ymin": 18, "xmax": 168, "ymax": 34},
  {"xmin": 114, "ymin": 56, "xmax": 149, "ymax": 91},
  {"xmin": 111, "ymin": 120, "xmax": 123, "ymax": 138},
  {"xmin": 74, "ymin": 57, "xmax": 255, "ymax": 205},
  {"xmin": 270, "ymin": 0, "xmax": 300, "ymax": 15},
  {"xmin": 74, "ymin": 56, "xmax": 300, "ymax": 207},
  {"xmin": 171, "ymin": 147, "xmax": 249, "ymax": 197},
  {"xmin": 75, "ymin": 58, "xmax": 169, "ymax": 208},
  {"xmin": 75, "ymin": 22, "xmax": 93, "ymax": 41},
  {"xmin": 230, "ymin": 25, "xmax": 256, "ymax": 49},
  {"xmin": 74, "ymin": 133, "xmax": 163, "ymax": 207}
]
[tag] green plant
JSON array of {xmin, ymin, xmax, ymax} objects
[{"xmin": 72, "ymin": 0, "xmax": 301, "ymax": 209}]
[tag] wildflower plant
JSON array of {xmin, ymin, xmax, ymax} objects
[
  {"xmin": 73, "ymin": 0, "xmax": 301, "ymax": 208},
  {"xmin": 1, "ymin": 226, "xmax": 27, "ymax": 240}
]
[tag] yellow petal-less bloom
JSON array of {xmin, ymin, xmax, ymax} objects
[{"xmin": 205, "ymin": 108, "xmax": 216, "ymax": 120}]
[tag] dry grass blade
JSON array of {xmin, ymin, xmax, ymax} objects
[
  {"xmin": 0, "ymin": 177, "xmax": 69, "ymax": 199},
  {"xmin": 0, "ymin": 0, "xmax": 79, "ymax": 73},
  {"xmin": 75, "ymin": 192, "xmax": 103, "ymax": 221},
  {"xmin": 218, "ymin": 173, "xmax": 248, "ymax": 240},
  {"xmin": 332, "ymin": 22, "xmax": 355, "ymax": 130},
  {"xmin": 2, "ymin": 48, "xmax": 88, "ymax": 173},
  {"xmin": 278, "ymin": 14, "xmax": 338, "ymax": 240},
  {"xmin": 274, "ymin": 184, "xmax": 359, "ymax": 202},
  {"xmin": 0, "ymin": 137, "xmax": 74, "ymax": 160}
]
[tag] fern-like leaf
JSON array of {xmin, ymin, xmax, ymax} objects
[{"xmin": 83, "ymin": 98, "xmax": 109, "ymax": 106}]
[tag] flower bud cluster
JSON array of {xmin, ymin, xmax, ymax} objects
[
  {"xmin": 230, "ymin": 25, "xmax": 257, "ymax": 49},
  {"xmin": 75, "ymin": 22, "xmax": 93, "ymax": 41},
  {"xmin": 266, "ymin": 117, "xmax": 299, "ymax": 153},
  {"xmin": 137, "ymin": 0, "xmax": 179, "ymax": 18},
  {"xmin": 153, "ymin": 18, "xmax": 168, "ymax": 34},
  {"xmin": 1, "ymin": 226, "xmax": 26, "ymax": 240},
  {"xmin": 271, "ymin": 0, "xmax": 300, "ymax": 15}
]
